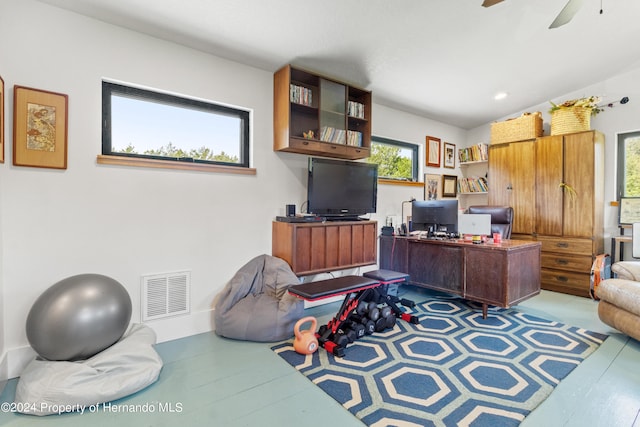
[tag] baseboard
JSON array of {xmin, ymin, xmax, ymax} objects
[{"xmin": 1, "ymin": 309, "xmax": 215, "ymax": 381}]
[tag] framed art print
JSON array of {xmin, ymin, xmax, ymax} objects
[
  {"xmin": 426, "ymin": 136, "xmax": 440, "ymax": 167},
  {"xmin": 619, "ymin": 197, "xmax": 640, "ymax": 224},
  {"xmin": 424, "ymin": 173, "xmax": 441, "ymax": 200},
  {"xmin": 13, "ymin": 85, "xmax": 68, "ymax": 169},
  {"xmin": 444, "ymin": 142, "xmax": 455, "ymax": 168},
  {"xmin": 442, "ymin": 174, "xmax": 458, "ymax": 197}
]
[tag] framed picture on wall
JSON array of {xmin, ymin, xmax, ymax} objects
[
  {"xmin": 13, "ymin": 86, "xmax": 68, "ymax": 169},
  {"xmin": 424, "ymin": 173, "xmax": 441, "ymax": 200},
  {"xmin": 426, "ymin": 136, "xmax": 440, "ymax": 167},
  {"xmin": 442, "ymin": 174, "xmax": 458, "ymax": 197},
  {"xmin": 619, "ymin": 197, "xmax": 640, "ymax": 224},
  {"xmin": 444, "ymin": 142, "xmax": 455, "ymax": 168}
]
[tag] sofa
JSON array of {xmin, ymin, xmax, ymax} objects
[{"xmin": 597, "ymin": 261, "xmax": 640, "ymax": 341}]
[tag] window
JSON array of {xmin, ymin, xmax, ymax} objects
[
  {"xmin": 617, "ymin": 130, "xmax": 640, "ymax": 198},
  {"xmin": 102, "ymin": 82, "xmax": 250, "ymax": 168},
  {"xmin": 368, "ymin": 136, "xmax": 419, "ymax": 182}
]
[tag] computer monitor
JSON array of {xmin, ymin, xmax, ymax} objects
[{"xmin": 411, "ymin": 199, "xmax": 459, "ymax": 233}]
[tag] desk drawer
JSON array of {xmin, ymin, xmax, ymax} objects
[
  {"xmin": 541, "ymin": 252, "xmax": 592, "ymax": 273},
  {"xmin": 541, "ymin": 268, "xmax": 590, "ymax": 297},
  {"xmin": 538, "ymin": 236, "xmax": 593, "ymax": 256}
]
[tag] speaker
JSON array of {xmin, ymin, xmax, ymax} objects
[{"xmin": 286, "ymin": 204, "xmax": 296, "ymax": 217}]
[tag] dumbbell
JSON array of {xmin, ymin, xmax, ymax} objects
[
  {"xmin": 373, "ymin": 316, "xmax": 387, "ymax": 332},
  {"xmin": 343, "ymin": 328, "xmax": 358, "ymax": 343},
  {"xmin": 380, "ymin": 306, "xmax": 396, "ymax": 329},
  {"xmin": 367, "ymin": 302, "xmax": 381, "ymax": 321},
  {"xmin": 343, "ymin": 320, "xmax": 366, "ymax": 338},
  {"xmin": 350, "ymin": 314, "xmax": 375, "ymax": 335},
  {"xmin": 355, "ymin": 300, "xmax": 381, "ymax": 321},
  {"xmin": 384, "ymin": 312, "xmax": 397, "ymax": 329},
  {"xmin": 356, "ymin": 300, "xmax": 368, "ymax": 316},
  {"xmin": 380, "ymin": 306, "xmax": 393, "ymax": 318},
  {"xmin": 332, "ymin": 331, "xmax": 349, "ymax": 347}
]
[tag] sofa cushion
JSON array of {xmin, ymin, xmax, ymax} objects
[
  {"xmin": 597, "ymin": 279, "xmax": 640, "ymax": 316},
  {"xmin": 612, "ymin": 261, "xmax": 640, "ymax": 281},
  {"xmin": 598, "ymin": 300, "xmax": 640, "ymax": 341}
]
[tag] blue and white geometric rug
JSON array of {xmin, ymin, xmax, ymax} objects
[{"xmin": 272, "ymin": 296, "xmax": 607, "ymax": 426}]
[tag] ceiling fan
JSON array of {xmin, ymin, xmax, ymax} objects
[{"xmin": 482, "ymin": 0, "xmax": 584, "ymax": 29}]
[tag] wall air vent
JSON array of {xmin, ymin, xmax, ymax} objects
[{"xmin": 141, "ymin": 271, "xmax": 190, "ymax": 321}]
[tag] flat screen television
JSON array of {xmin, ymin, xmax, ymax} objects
[
  {"xmin": 411, "ymin": 199, "xmax": 459, "ymax": 233},
  {"xmin": 307, "ymin": 158, "xmax": 378, "ymax": 220}
]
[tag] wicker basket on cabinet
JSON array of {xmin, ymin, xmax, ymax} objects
[
  {"xmin": 490, "ymin": 112, "xmax": 543, "ymax": 144},
  {"xmin": 550, "ymin": 106, "xmax": 591, "ymax": 135}
]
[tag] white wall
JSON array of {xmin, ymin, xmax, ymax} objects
[
  {"xmin": 467, "ymin": 68, "xmax": 640, "ymax": 252},
  {"xmin": 372, "ymin": 104, "xmax": 469, "ymax": 224},
  {"xmin": 0, "ymin": 0, "xmax": 313, "ymax": 377}
]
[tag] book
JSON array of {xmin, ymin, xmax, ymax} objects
[
  {"xmin": 290, "ymin": 84, "xmax": 313, "ymax": 106},
  {"xmin": 458, "ymin": 143, "xmax": 488, "ymax": 163}
]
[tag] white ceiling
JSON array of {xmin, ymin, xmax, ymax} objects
[{"xmin": 39, "ymin": 0, "xmax": 640, "ymax": 129}]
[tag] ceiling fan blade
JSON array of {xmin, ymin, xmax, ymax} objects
[
  {"xmin": 482, "ymin": 0, "xmax": 504, "ymax": 7},
  {"xmin": 549, "ymin": 0, "xmax": 584, "ymax": 29}
]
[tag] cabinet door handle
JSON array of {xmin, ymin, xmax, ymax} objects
[
  {"xmin": 556, "ymin": 259, "xmax": 568, "ymax": 265},
  {"xmin": 302, "ymin": 141, "xmax": 309, "ymax": 145},
  {"xmin": 556, "ymin": 276, "xmax": 569, "ymax": 282},
  {"xmin": 330, "ymin": 145, "xmax": 337, "ymax": 150},
  {"xmin": 556, "ymin": 242, "xmax": 569, "ymax": 248}
]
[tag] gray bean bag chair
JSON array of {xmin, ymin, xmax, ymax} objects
[
  {"xmin": 14, "ymin": 323, "xmax": 162, "ymax": 416},
  {"xmin": 214, "ymin": 254, "xmax": 304, "ymax": 342}
]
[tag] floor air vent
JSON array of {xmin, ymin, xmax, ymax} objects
[{"xmin": 142, "ymin": 271, "xmax": 190, "ymax": 321}]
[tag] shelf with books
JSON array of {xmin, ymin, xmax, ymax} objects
[
  {"xmin": 274, "ymin": 64, "xmax": 371, "ymax": 160},
  {"xmin": 458, "ymin": 143, "xmax": 488, "ymax": 164},
  {"xmin": 458, "ymin": 176, "xmax": 489, "ymax": 194}
]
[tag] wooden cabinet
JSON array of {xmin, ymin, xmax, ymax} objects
[
  {"xmin": 488, "ymin": 130, "xmax": 604, "ymax": 297},
  {"xmin": 488, "ymin": 139, "xmax": 536, "ymax": 235},
  {"xmin": 535, "ymin": 131, "xmax": 604, "ymax": 297},
  {"xmin": 273, "ymin": 64, "xmax": 371, "ymax": 160},
  {"xmin": 272, "ymin": 220, "xmax": 377, "ymax": 276}
]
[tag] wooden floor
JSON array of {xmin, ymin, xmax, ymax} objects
[{"xmin": 1, "ymin": 286, "xmax": 639, "ymax": 427}]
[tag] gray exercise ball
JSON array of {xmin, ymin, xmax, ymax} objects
[{"xmin": 26, "ymin": 273, "xmax": 132, "ymax": 361}]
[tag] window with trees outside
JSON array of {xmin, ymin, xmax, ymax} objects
[
  {"xmin": 617, "ymin": 131, "xmax": 640, "ymax": 198},
  {"xmin": 102, "ymin": 82, "xmax": 250, "ymax": 168},
  {"xmin": 367, "ymin": 136, "xmax": 418, "ymax": 182}
]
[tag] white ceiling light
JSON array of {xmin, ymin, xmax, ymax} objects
[{"xmin": 494, "ymin": 92, "xmax": 509, "ymax": 100}]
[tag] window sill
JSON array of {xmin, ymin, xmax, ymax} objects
[
  {"xmin": 378, "ymin": 178, "xmax": 423, "ymax": 187},
  {"xmin": 96, "ymin": 155, "xmax": 257, "ymax": 175}
]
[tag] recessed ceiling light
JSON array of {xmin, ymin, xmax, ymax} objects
[{"xmin": 494, "ymin": 92, "xmax": 509, "ymax": 100}]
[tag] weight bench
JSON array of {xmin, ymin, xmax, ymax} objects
[{"xmin": 288, "ymin": 272, "xmax": 419, "ymax": 357}]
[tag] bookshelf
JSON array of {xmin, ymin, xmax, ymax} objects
[
  {"xmin": 274, "ymin": 64, "xmax": 371, "ymax": 160},
  {"xmin": 458, "ymin": 143, "xmax": 489, "ymax": 209}
]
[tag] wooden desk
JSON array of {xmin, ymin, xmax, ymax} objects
[{"xmin": 379, "ymin": 235, "xmax": 541, "ymax": 317}]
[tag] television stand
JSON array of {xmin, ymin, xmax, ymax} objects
[{"xmin": 272, "ymin": 220, "xmax": 377, "ymax": 276}]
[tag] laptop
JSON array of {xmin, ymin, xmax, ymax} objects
[{"xmin": 458, "ymin": 214, "xmax": 492, "ymax": 235}]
